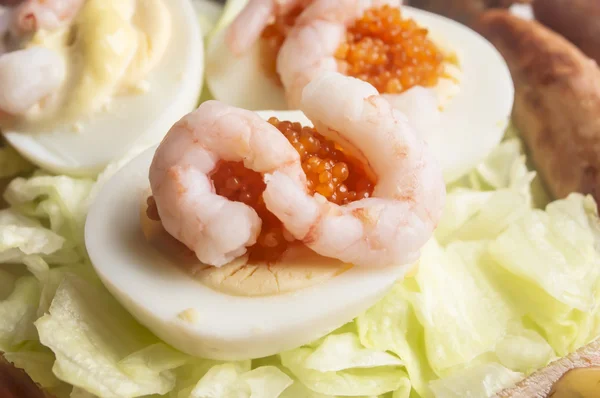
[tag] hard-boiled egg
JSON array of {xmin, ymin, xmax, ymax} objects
[
  {"xmin": 1, "ymin": 0, "xmax": 203, "ymax": 177},
  {"xmin": 206, "ymin": 2, "xmax": 513, "ymax": 183},
  {"xmin": 192, "ymin": 0, "xmax": 225, "ymax": 38},
  {"xmin": 85, "ymin": 112, "xmax": 410, "ymax": 360}
]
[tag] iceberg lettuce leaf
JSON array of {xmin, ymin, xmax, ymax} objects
[
  {"xmin": 0, "ymin": 276, "xmax": 41, "ymax": 351},
  {"xmin": 4, "ymin": 174, "xmax": 94, "ymax": 245},
  {"xmin": 35, "ymin": 275, "xmax": 178, "ymax": 397},
  {"xmin": 181, "ymin": 362, "xmax": 292, "ymax": 398},
  {"xmin": 280, "ymin": 347, "xmax": 407, "ymax": 397},
  {"xmin": 429, "ymin": 363, "xmax": 523, "ymax": 398},
  {"xmin": 357, "ymin": 282, "xmax": 435, "ymax": 398},
  {"xmin": 409, "ymin": 240, "xmax": 517, "ymax": 374},
  {"xmin": 304, "ymin": 333, "xmax": 403, "ymax": 372}
]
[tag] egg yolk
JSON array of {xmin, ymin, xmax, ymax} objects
[
  {"xmin": 335, "ymin": 5, "xmax": 445, "ymax": 94},
  {"xmin": 147, "ymin": 119, "xmax": 375, "ymax": 264}
]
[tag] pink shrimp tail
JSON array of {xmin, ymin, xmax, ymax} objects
[
  {"xmin": 11, "ymin": 0, "xmax": 85, "ymax": 36},
  {"xmin": 226, "ymin": 0, "xmax": 275, "ymax": 56}
]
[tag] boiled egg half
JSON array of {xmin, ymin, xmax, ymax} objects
[
  {"xmin": 1, "ymin": 0, "xmax": 203, "ymax": 177},
  {"xmin": 85, "ymin": 113, "xmax": 409, "ymax": 360},
  {"xmin": 206, "ymin": 1, "xmax": 514, "ymax": 183}
]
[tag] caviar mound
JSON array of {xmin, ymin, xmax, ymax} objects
[
  {"xmin": 335, "ymin": 5, "xmax": 445, "ymax": 94},
  {"xmin": 148, "ymin": 118, "xmax": 376, "ymax": 265}
]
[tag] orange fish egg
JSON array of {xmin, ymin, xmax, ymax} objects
[
  {"xmin": 212, "ymin": 118, "xmax": 375, "ymax": 263},
  {"xmin": 260, "ymin": 5, "xmax": 445, "ymax": 93},
  {"xmin": 335, "ymin": 5, "xmax": 445, "ymax": 94},
  {"xmin": 148, "ymin": 119, "xmax": 375, "ymax": 264}
]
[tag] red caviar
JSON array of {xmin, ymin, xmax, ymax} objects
[
  {"xmin": 210, "ymin": 118, "xmax": 374, "ymax": 262},
  {"xmin": 336, "ymin": 5, "xmax": 445, "ymax": 94},
  {"xmin": 211, "ymin": 119, "xmax": 374, "ymax": 263},
  {"xmin": 148, "ymin": 119, "xmax": 375, "ymax": 264}
]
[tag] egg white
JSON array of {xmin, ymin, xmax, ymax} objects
[
  {"xmin": 205, "ymin": 4, "xmax": 514, "ymax": 183},
  {"xmin": 192, "ymin": 0, "xmax": 225, "ymax": 38},
  {"xmin": 85, "ymin": 111, "xmax": 409, "ymax": 361},
  {"xmin": 1, "ymin": 0, "xmax": 204, "ymax": 177}
]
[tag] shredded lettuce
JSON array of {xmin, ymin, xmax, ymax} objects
[
  {"xmin": 4, "ymin": 173, "xmax": 94, "ymax": 245},
  {"xmin": 180, "ymin": 363, "xmax": 292, "ymax": 398},
  {"xmin": 1, "ymin": 128, "xmax": 600, "ymax": 398},
  {"xmin": 281, "ymin": 346, "xmax": 409, "ymax": 397},
  {"xmin": 0, "ymin": 276, "xmax": 40, "ymax": 351},
  {"xmin": 35, "ymin": 275, "xmax": 180, "ymax": 397},
  {"xmin": 303, "ymin": 333, "xmax": 403, "ymax": 372},
  {"xmin": 428, "ymin": 363, "xmax": 523, "ymax": 398},
  {"xmin": 408, "ymin": 240, "xmax": 517, "ymax": 374}
]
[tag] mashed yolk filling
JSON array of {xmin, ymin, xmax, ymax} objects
[
  {"xmin": 261, "ymin": 5, "xmax": 445, "ymax": 94},
  {"xmin": 148, "ymin": 119, "xmax": 375, "ymax": 264},
  {"xmin": 336, "ymin": 5, "xmax": 445, "ymax": 94}
]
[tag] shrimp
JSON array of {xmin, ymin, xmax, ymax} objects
[
  {"xmin": 0, "ymin": 47, "xmax": 65, "ymax": 115},
  {"xmin": 276, "ymin": 0, "xmax": 403, "ymax": 108},
  {"xmin": 10, "ymin": 0, "xmax": 85, "ymax": 36},
  {"xmin": 148, "ymin": 101, "xmax": 305, "ymax": 267},
  {"xmin": 225, "ymin": 0, "xmax": 312, "ymax": 56},
  {"xmin": 263, "ymin": 72, "xmax": 446, "ymax": 267}
]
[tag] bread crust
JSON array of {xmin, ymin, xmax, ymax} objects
[
  {"xmin": 533, "ymin": 0, "xmax": 600, "ymax": 65},
  {"xmin": 407, "ymin": 0, "xmax": 531, "ymax": 25},
  {"xmin": 478, "ymin": 10, "xmax": 600, "ymax": 202}
]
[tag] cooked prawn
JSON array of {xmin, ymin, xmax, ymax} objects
[
  {"xmin": 226, "ymin": 0, "xmax": 312, "ymax": 56},
  {"xmin": 276, "ymin": 0, "xmax": 401, "ymax": 108},
  {"xmin": 10, "ymin": 0, "xmax": 84, "ymax": 36},
  {"xmin": 149, "ymin": 101, "xmax": 305, "ymax": 267},
  {"xmin": 0, "ymin": 47, "xmax": 65, "ymax": 115},
  {"xmin": 263, "ymin": 72, "xmax": 445, "ymax": 267}
]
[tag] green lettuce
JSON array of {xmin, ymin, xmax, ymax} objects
[
  {"xmin": 2, "ymin": 127, "xmax": 600, "ymax": 398},
  {"xmin": 3, "ymin": 342, "xmax": 64, "ymax": 390},
  {"xmin": 4, "ymin": 173, "xmax": 94, "ymax": 245},
  {"xmin": 428, "ymin": 363, "xmax": 523, "ymax": 398},
  {"xmin": 408, "ymin": 240, "xmax": 517, "ymax": 374},
  {"xmin": 0, "ymin": 276, "xmax": 40, "ymax": 351},
  {"xmin": 35, "ymin": 275, "xmax": 181, "ymax": 397},
  {"xmin": 281, "ymin": 346, "xmax": 409, "ymax": 397},
  {"xmin": 181, "ymin": 363, "xmax": 292, "ymax": 398},
  {"xmin": 489, "ymin": 194, "xmax": 600, "ymax": 356},
  {"xmin": 436, "ymin": 139, "xmax": 534, "ymax": 244}
]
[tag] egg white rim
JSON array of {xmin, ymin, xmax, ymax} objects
[
  {"xmin": 400, "ymin": 6, "xmax": 514, "ymax": 183},
  {"xmin": 2, "ymin": 0, "xmax": 204, "ymax": 177},
  {"xmin": 85, "ymin": 139, "xmax": 409, "ymax": 360}
]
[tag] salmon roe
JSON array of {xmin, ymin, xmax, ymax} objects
[
  {"xmin": 212, "ymin": 118, "xmax": 374, "ymax": 263},
  {"xmin": 260, "ymin": 6, "xmax": 304, "ymax": 84},
  {"xmin": 148, "ymin": 119, "xmax": 375, "ymax": 264},
  {"xmin": 335, "ymin": 5, "xmax": 445, "ymax": 94}
]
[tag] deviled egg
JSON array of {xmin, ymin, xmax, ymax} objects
[
  {"xmin": 0, "ymin": 0, "xmax": 204, "ymax": 177},
  {"xmin": 86, "ymin": 72, "xmax": 445, "ymax": 360},
  {"xmin": 206, "ymin": 0, "xmax": 514, "ymax": 183},
  {"xmin": 85, "ymin": 116, "xmax": 410, "ymax": 360}
]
